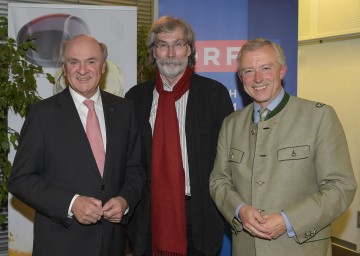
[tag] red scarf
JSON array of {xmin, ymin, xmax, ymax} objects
[{"xmin": 151, "ymin": 67, "xmax": 193, "ymax": 255}]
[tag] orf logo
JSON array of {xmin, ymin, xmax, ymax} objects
[{"xmin": 195, "ymin": 40, "xmax": 247, "ymax": 72}]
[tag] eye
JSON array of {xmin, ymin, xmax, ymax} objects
[
  {"xmin": 158, "ymin": 42, "xmax": 168, "ymax": 49},
  {"xmin": 261, "ymin": 66, "xmax": 272, "ymax": 72},
  {"xmin": 174, "ymin": 41, "xmax": 182, "ymax": 47},
  {"xmin": 87, "ymin": 60, "xmax": 96, "ymax": 65},
  {"xmin": 243, "ymin": 69, "xmax": 254, "ymax": 75},
  {"xmin": 69, "ymin": 60, "xmax": 78, "ymax": 65}
]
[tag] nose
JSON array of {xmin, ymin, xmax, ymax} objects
[
  {"xmin": 254, "ymin": 71, "xmax": 263, "ymax": 83},
  {"xmin": 77, "ymin": 62, "xmax": 87, "ymax": 75},
  {"xmin": 166, "ymin": 45, "xmax": 176, "ymax": 57}
]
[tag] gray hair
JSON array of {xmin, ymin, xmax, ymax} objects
[
  {"xmin": 236, "ymin": 38, "xmax": 285, "ymax": 71},
  {"xmin": 146, "ymin": 16, "xmax": 196, "ymax": 69}
]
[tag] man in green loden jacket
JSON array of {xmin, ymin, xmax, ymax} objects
[{"xmin": 209, "ymin": 38, "xmax": 357, "ymax": 256}]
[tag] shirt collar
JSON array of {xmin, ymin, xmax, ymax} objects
[
  {"xmin": 69, "ymin": 86, "xmax": 101, "ymax": 109},
  {"xmin": 160, "ymin": 75, "xmax": 180, "ymax": 92},
  {"xmin": 253, "ymin": 87, "xmax": 285, "ymax": 122},
  {"xmin": 254, "ymin": 87, "xmax": 285, "ymax": 113}
]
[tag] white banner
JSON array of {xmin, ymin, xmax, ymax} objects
[{"xmin": 7, "ymin": 3, "xmax": 137, "ymax": 255}]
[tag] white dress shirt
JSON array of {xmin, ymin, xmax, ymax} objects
[
  {"xmin": 67, "ymin": 86, "xmax": 107, "ymax": 217},
  {"xmin": 149, "ymin": 80, "xmax": 191, "ymax": 196}
]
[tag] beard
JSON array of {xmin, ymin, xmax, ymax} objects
[{"xmin": 156, "ymin": 57, "xmax": 188, "ymax": 79}]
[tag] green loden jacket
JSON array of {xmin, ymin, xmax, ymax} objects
[{"xmin": 209, "ymin": 92, "xmax": 357, "ymax": 256}]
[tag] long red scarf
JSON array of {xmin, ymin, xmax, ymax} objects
[{"xmin": 151, "ymin": 67, "xmax": 193, "ymax": 255}]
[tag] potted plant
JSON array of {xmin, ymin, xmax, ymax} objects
[
  {"xmin": 0, "ymin": 16, "xmax": 54, "ymax": 224},
  {"xmin": 137, "ymin": 24, "xmax": 155, "ymax": 83}
]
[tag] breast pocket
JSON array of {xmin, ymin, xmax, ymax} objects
[
  {"xmin": 277, "ymin": 145, "xmax": 310, "ymax": 161},
  {"xmin": 228, "ymin": 148, "xmax": 244, "ymax": 164}
]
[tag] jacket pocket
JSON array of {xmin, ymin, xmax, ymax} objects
[
  {"xmin": 277, "ymin": 145, "xmax": 310, "ymax": 161},
  {"xmin": 228, "ymin": 148, "xmax": 244, "ymax": 163}
]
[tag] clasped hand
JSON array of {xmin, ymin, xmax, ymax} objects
[
  {"xmin": 239, "ymin": 205, "xmax": 287, "ymax": 240},
  {"xmin": 71, "ymin": 195, "xmax": 128, "ymax": 224}
]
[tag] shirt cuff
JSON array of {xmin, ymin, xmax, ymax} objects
[
  {"xmin": 68, "ymin": 194, "xmax": 80, "ymax": 218},
  {"xmin": 280, "ymin": 210, "xmax": 296, "ymax": 237},
  {"xmin": 234, "ymin": 203, "xmax": 245, "ymax": 222}
]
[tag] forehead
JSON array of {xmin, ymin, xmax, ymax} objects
[
  {"xmin": 64, "ymin": 37, "xmax": 102, "ymax": 58},
  {"xmin": 240, "ymin": 45, "xmax": 277, "ymax": 66},
  {"xmin": 156, "ymin": 27, "xmax": 185, "ymax": 41}
]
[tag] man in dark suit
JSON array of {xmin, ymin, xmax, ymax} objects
[
  {"xmin": 9, "ymin": 34, "xmax": 144, "ymax": 256},
  {"xmin": 125, "ymin": 16, "xmax": 233, "ymax": 256}
]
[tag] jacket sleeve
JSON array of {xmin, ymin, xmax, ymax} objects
[
  {"xmin": 9, "ymin": 105, "xmax": 75, "ymax": 226},
  {"xmin": 117, "ymin": 101, "xmax": 145, "ymax": 223},
  {"xmin": 209, "ymin": 115, "xmax": 245, "ymax": 225},
  {"xmin": 284, "ymin": 106, "xmax": 357, "ymax": 243}
]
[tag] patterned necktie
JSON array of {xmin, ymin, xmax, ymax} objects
[
  {"xmin": 83, "ymin": 100, "xmax": 105, "ymax": 177},
  {"xmin": 259, "ymin": 108, "xmax": 270, "ymax": 122}
]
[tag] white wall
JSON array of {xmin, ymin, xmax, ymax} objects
[{"xmin": 298, "ymin": 38, "xmax": 360, "ymax": 252}]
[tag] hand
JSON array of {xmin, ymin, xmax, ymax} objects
[
  {"xmin": 103, "ymin": 196, "xmax": 128, "ymax": 223},
  {"xmin": 71, "ymin": 196, "xmax": 103, "ymax": 225},
  {"xmin": 262, "ymin": 213, "xmax": 287, "ymax": 239},
  {"xmin": 239, "ymin": 205, "xmax": 272, "ymax": 239}
]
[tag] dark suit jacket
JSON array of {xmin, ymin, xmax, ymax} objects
[
  {"xmin": 125, "ymin": 73, "xmax": 234, "ymax": 255},
  {"xmin": 9, "ymin": 87, "xmax": 144, "ymax": 256}
]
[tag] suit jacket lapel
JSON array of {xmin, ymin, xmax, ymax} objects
[
  {"xmin": 134, "ymin": 82, "xmax": 155, "ymax": 180},
  {"xmin": 185, "ymin": 75, "xmax": 200, "ymax": 127},
  {"xmin": 100, "ymin": 91, "xmax": 116, "ymax": 179},
  {"xmin": 142, "ymin": 84, "xmax": 154, "ymax": 146},
  {"xmin": 56, "ymin": 87, "xmax": 101, "ymax": 177}
]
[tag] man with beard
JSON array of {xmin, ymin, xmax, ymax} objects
[{"xmin": 125, "ymin": 16, "xmax": 233, "ymax": 256}]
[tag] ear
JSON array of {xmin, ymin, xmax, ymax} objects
[
  {"xmin": 62, "ymin": 64, "xmax": 66, "ymax": 76},
  {"xmin": 153, "ymin": 49, "xmax": 157, "ymax": 60},
  {"xmin": 280, "ymin": 64, "xmax": 287, "ymax": 79},
  {"xmin": 187, "ymin": 44, "xmax": 191, "ymax": 57},
  {"xmin": 102, "ymin": 61, "xmax": 107, "ymax": 74},
  {"xmin": 237, "ymin": 72, "xmax": 243, "ymax": 82}
]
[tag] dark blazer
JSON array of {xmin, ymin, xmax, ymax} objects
[
  {"xmin": 125, "ymin": 73, "xmax": 234, "ymax": 255},
  {"xmin": 9, "ymin": 87, "xmax": 144, "ymax": 256}
]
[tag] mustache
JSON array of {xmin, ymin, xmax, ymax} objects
[{"xmin": 160, "ymin": 58, "xmax": 182, "ymax": 65}]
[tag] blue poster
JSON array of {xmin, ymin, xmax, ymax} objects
[
  {"xmin": 159, "ymin": 0, "xmax": 298, "ymax": 254},
  {"xmin": 159, "ymin": 0, "xmax": 298, "ymax": 110},
  {"xmin": 160, "ymin": 0, "xmax": 248, "ymax": 110}
]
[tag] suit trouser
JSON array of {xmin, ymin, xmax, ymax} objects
[
  {"xmin": 142, "ymin": 197, "xmax": 205, "ymax": 256},
  {"xmin": 186, "ymin": 196, "xmax": 206, "ymax": 256}
]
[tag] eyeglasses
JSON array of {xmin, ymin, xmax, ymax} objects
[{"xmin": 154, "ymin": 40, "xmax": 188, "ymax": 52}]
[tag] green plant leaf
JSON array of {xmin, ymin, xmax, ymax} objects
[{"xmin": 0, "ymin": 16, "xmax": 54, "ymax": 219}]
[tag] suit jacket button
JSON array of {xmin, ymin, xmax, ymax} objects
[
  {"xmin": 256, "ymin": 180, "xmax": 265, "ymax": 185},
  {"xmin": 101, "ymin": 185, "xmax": 105, "ymax": 190}
]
